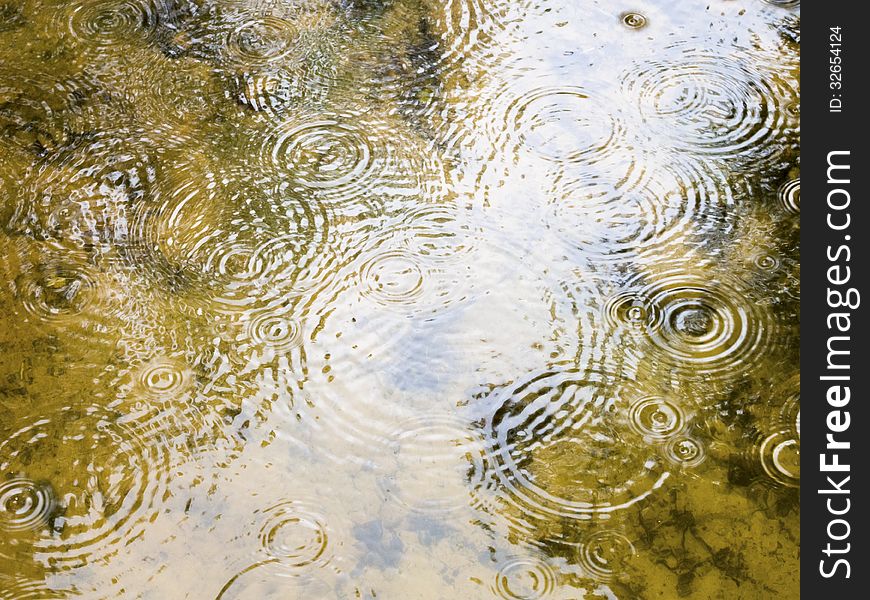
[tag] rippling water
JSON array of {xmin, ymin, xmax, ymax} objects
[{"xmin": 1, "ymin": 0, "xmax": 799, "ymax": 597}]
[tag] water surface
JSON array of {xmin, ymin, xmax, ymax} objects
[{"xmin": 0, "ymin": 0, "xmax": 800, "ymax": 598}]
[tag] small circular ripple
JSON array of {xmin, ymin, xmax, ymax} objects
[
  {"xmin": 603, "ymin": 290, "xmax": 657, "ymax": 330},
  {"xmin": 136, "ymin": 357, "xmax": 194, "ymax": 400},
  {"xmin": 248, "ymin": 309, "xmax": 304, "ymax": 353},
  {"xmin": 621, "ymin": 45, "xmax": 797, "ymax": 161},
  {"xmin": 0, "ymin": 405, "xmax": 170, "ymax": 569},
  {"xmin": 493, "ymin": 86, "xmax": 627, "ymax": 167},
  {"xmin": 628, "ymin": 396, "xmax": 686, "ymax": 441},
  {"xmin": 752, "ymin": 253, "xmax": 781, "ymax": 272},
  {"xmin": 17, "ymin": 261, "xmax": 98, "ymax": 324},
  {"xmin": 65, "ymin": 0, "xmax": 161, "ymax": 46},
  {"xmin": 493, "ymin": 557, "xmax": 557, "ymax": 599},
  {"xmin": 384, "ymin": 416, "xmax": 486, "ymax": 514},
  {"xmin": 475, "ymin": 367, "xmax": 670, "ymax": 523},
  {"xmin": 258, "ymin": 501, "xmax": 330, "ymax": 567},
  {"xmin": 360, "ymin": 249, "xmax": 425, "ymax": 307},
  {"xmin": 579, "ymin": 530, "xmax": 637, "ymax": 582},
  {"xmin": 620, "ymin": 12, "xmax": 647, "ymax": 29},
  {"xmin": 0, "ymin": 478, "xmax": 56, "ymax": 534},
  {"xmin": 664, "ymin": 437, "xmax": 706, "ymax": 467},
  {"xmin": 758, "ymin": 431, "xmax": 799, "ymax": 488},
  {"xmin": 777, "ymin": 177, "xmax": 800, "ymax": 214},
  {"xmin": 226, "ymin": 16, "xmax": 299, "ymax": 63}
]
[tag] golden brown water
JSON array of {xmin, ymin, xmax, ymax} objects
[{"xmin": 0, "ymin": 0, "xmax": 800, "ymax": 598}]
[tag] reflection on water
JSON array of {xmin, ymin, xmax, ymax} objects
[{"xmin": 1, "ymin": 0, "xmax": 799, "ymax": 597}]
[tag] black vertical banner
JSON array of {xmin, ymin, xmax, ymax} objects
[{"xmin": 803, "ymin": 2, "xmax": 868, "ymax": 597}]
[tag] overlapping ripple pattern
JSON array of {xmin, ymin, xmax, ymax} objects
[{"xmin": 0, "ymin": 0, "xmax": 800, "ymax": 598}]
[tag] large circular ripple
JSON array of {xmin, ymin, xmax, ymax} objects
[
  {"xmin": 355, "ymin": 208, "xmax": 477, "ymax": 317},
  {"xmin": 250, "ymin": 111, "xmax": 439, "ymax": 212},
  {"xmin": 226, "ymin": 16, "xmax": 300, "ymax": 64},
  {"xmin": 0, "ymin": 405, "xmax": 170, "ymax": 569},
  {"xmin": 63, "ymin": 0, "xmax": 162, "ymax": 47},
  {"xmin": 604, "ymin": 270, "xmax": 776, "ymax": 381},
  {"xmin": 621, "ymin": 44, "xmax": 798, "ymax": 162},
  {"xmin": 546, "ymin": 148, "xmax": 746, "ymax": 265},
  {"xmin": 382, "ymin": 415, "xmax": 487, "ymax": 514},
  {"xmin": 489, "ymin": 85, "xmax": 629, "ymax": 168},
  {"xmin": 474, "ymin": 367, "xmax": 670, "ymax": 525}
]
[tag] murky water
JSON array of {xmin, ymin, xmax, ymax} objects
[{"xmin": 0, "ymin": 0, "xmax": 800, "ymax": 598}]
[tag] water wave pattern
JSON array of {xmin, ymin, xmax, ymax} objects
[
  {"xmin": 761, "ymin": 0, "xmax": 800, "ymax": 8},
  {"xmin": 777, "ymin": 177, "xmax": 800, "ymax": 214},
  {"xmin": 218, "ymin": 1, "xmax": 337, "ymax": 66},
  {"xmin": 215, "ymin": 563, "xmax": 335, "ymax": 600},
  {"xmin": 105, "ymin": 352, "xmax": 226, "ymax": 453},
  {"xmin": 492, "ymin": 556, "xmax": 558, "ymax": 600},
  {"xmin": 382, "ymin": 415, "xmax": 486, "ymax": 514},
  {"xmin": 0, "ymin": 70, "xmax": 110, "ymax": 152},
  {"xmin": 63, "ymin": 0, "xmax": 163, "ymax": 47},
  {"xmin": 578, "ymin": 529, "xmax": 637, "ymax": 582},
  {"xmin": 257, "ymin": 500, "xmax": 331, "ymax": 567},
  {"xmin": 0, "ymin": 478, "xmax": 57, "ymax": 534},
  {"xmin": 127, "ymin": 159, "xmax": 338, "ymax": 314},
  {"xmin": 354, "ymin": 207, "xmax": 477, "ymax": 317},
  {"xmin": 0, "ymin": 405, "xmax": 171, "ymax": 569},
  {"xmin": 545, "ymin": 158, "xmax": 726, "ymax": 264},
  {"xmin": 606, "ymin": 270, "xmax": 777, "ymax": 381},
  {"xmin": 757, "ymin": 430, "xmax": 799, "ymax": 488},
  {"xmin": 229, "ymin": 63, "xmax": 335, "ymax": 117},
  {"xmin": 431, "ymin": 0, "xmax": 520, "ymax": 76},
  {"xmin": 0, "ymin": 578, "xmax": 67, "ymax": 600},
  {"xmin": 293, "ymin": 332, "xmax": 420, "ymax": 465},
  {"xmin": 777, "ymin": 376, "xmax": 801, "ymax": 440},
  {"xmin": 488, "ymin": 84, "xmax": 630, "ymax": 169},
  {"xmin": 474, "ymin": 366, "xmax": 670, "ymax": 526},
  {"xmin": 251, "ymin": 110, "xmax": 442, "ymax": 212},
  {"xmin": 14, "ymin": 131, "xmax": 159, "ymax": 256},
  {"xmin": 621, "ymin": 44, "xmax": 798, "ymax": 163}
]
